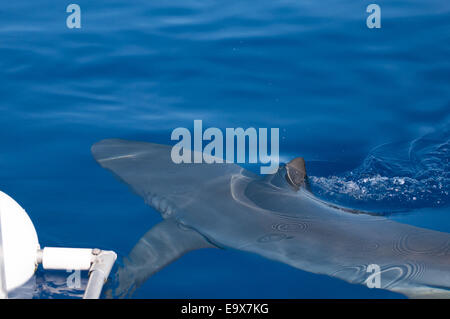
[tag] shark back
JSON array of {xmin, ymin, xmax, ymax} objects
[{"xmin": 92, "ymin": 139, "xmax": 450, "ymax": 298}]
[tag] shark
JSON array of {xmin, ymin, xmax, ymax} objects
[{"xmin": 91, "ymin": 139, "xmax": 450, "ymax": 298}]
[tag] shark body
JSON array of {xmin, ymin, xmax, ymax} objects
[{"xmin": 92, "ymin": 139, "xmax": 450, "ymax": 298}]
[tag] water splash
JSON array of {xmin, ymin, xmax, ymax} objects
[{"xmin": 309, "ymin": 127, "xmax": 449, "ymax": 212}]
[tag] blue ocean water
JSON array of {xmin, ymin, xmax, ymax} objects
[{"xmin": 0, "ymin": 0, "xmax": 449, "ymax": 298}]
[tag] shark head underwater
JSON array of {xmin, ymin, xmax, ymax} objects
[{"xmin": 91, "ymin": 138, "xmax": 450, "ymax": 299}]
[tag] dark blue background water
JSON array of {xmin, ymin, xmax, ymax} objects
[{"xmin": 1, "ymin": 0, "xmax": 449, "ymax": 298}]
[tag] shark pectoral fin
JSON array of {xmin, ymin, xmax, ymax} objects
[{"xmin": 106, "ymin": 218, "xmax": 216, "ymax": 298}]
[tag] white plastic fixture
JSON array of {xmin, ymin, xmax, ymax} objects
[
  {"xmin": 41, "ymin": 247, "xmax": 94, "ymax": 270},
  {"xmin": 0, "ymin": 191, "xmax": 117, "ymax": 299},
  {"xmin": 0, "ymin": 191, "xmax": 40, "ymax": 293}
]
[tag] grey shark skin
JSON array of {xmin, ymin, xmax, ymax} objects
[{"xmin": 92, "ymin": 139, "xmax": 450, "ymax": 298}]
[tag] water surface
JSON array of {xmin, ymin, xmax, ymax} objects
[{"xmin": 1, "ymin": 0, "xmax": 449, "ymax": 298}]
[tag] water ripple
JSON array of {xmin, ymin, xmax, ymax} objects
[{"xmin": 310, "ymin": 127, "xmax": 450, "ymax": 212}]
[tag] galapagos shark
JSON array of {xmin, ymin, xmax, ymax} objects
[{"xmin": 91, "ymin": 139, "xmax": 450, "ymax": 298}]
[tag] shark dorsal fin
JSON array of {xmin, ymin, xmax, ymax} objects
[{"xmin": 285, "ymin": 157, "xmax": 307, "ymax": 188}]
